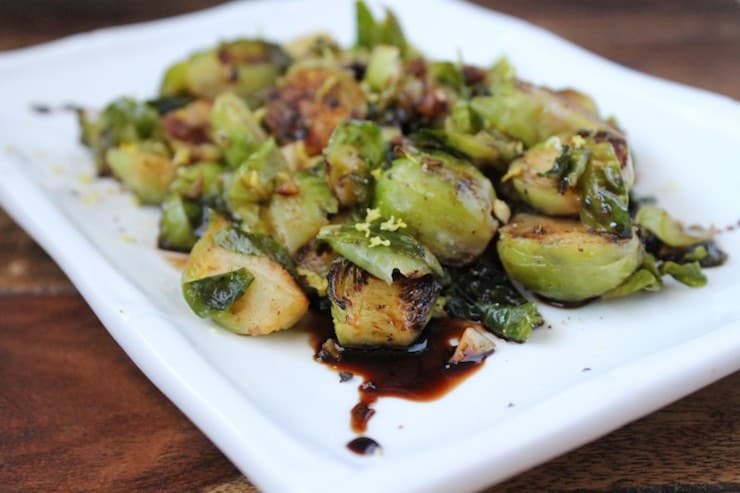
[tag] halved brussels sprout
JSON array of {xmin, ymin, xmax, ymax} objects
[
  {"xmin": 374, "ymin": 151, "xmax": 498, "ymax": 265},
  {"xmin": 211, "ymin": 93, "xmax": 267, "ymax": 168},
  {"xmin": 324, "ymin": 120, "xmax": 386, "ymax": 207},
  {"xmin": 265, "ymin": 169, "xmax": 339, "ymax": 254},
  {"xmin": 106, "ymin": 141, "xmax": 177, "ymax": 204},
  {"xmin": 328, "ymin": 258, "xmax": 440, "ymax": 347},
  {"xmin": 160, "ymin": 39, "xmax": 291, "ymax": 101},
  {"xmin": 355, "ymin": 0, "xmax": 411, "ymax": 56},
  {"xmin": 635, "ymin": 206, "xmax": 713, "ymax": 248},
  {"xmin": 264, "ymin": 63, "xmax": 367, "ymax": 155},
  {"xmin": 471, "ymin": 81, "xmax": 621, "ymax": 147},
  {"xmin": 182, "ymin": 213, "xmax": 308, "ymax": 335},
  {"xmin": 504, "ymin": 137, "xmax": 582, "ymax": 216},
  {"xmin": 78, "ymin": 97, "xmax": 161, "ymax": 175},
  {"xmin": 162, "ymin": 99, "xmax": 222, "ymax": 164},
  {"xmin": 497, "ymin": 213, "xmax": 643, "ymax": 302}
]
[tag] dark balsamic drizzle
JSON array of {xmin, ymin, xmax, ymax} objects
[
  {"xmin": 535, "ymin": 295, "xmax": 595, "ymax": 309},
  {"xmin": 304, "ymin": 313, "xmax": 487, "ymax": 434},
  {"xmin": 346, "ymin": 436, "xmax": 382, "ymax": 456}
]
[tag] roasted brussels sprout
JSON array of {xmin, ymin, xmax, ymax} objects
[
  {"xmin": 162, "ymin": 99, "xmax": 221, "ymax": 164},
  {"xmin": 227, "ymin": 138, "xmax": 289, "ymax": 229},
  {"xmin": 265, "ymin": 169, "xmax": 339, "ymax": 254},
  {"xmin": 160, "ymin": 39, "xmax": 291, "ymax": 101},
  {"xmin": 324, "ymin": 120, "xmax": 386, "ymax": 207},
  {"xmin": 182, "ymin": 213, "xmax": 308, "ymax": 335},
  {"xmin": 374, "ymin": 151, "xmax": 499, "ymax": 265},
  {"xmin": 504, "ymin": 136, "xmax": 582, "ymax": 216},
  {"xmin": 471, "ymin": 81, "xmax": 621, "ymax": 147},
  {"xmin": 78, "ymin": 97, "xmax": 161, "ymax": 175},
  {"xmin": 168, "ymin": 161, "xmax": 225, "ymax": 204},
  {"xmin": 294, "ymin": 240, "xmax": 338, "ymax": 297},
  {"xmin": 264, "ymin": 64, "xmax": 367, "ymax": 155},
  {"xmin": 106, "ymin": 141, "xmax": 177, "ymax": 204},
  {"xmin": 211, "ymin": 92, "xmax": 267, "ymax": 168},
  {"xmin": 635, "ymin": 206, "xmax": 713, "ymax": 248},
  {"xmin": 328, "ymin": 258, "xmax": 440, "ymax": 347},
  {"xmin": 497, "ymin": 213, "xmax": 643, "ymax": 302},
  {"xmin": 317, "ymin": 211, "xmax": 445, "ymax": 284}
]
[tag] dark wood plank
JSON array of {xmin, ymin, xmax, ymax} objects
[{"xmin": 0, "ymin": 295, "xmax": 243, "ymax": 492}]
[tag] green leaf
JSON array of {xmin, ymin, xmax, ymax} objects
[
  {"xmin": 661, "ymin": 261, "xmax": 707, "ymax": 288},
  {"xmin": 578, "ymin": 143, "xmax": 632, "ymax": 238},
  {"xmin": 544, "ymin": 144, "xmax": 590, "ymax": 193},
  {"xmin": 635, "ymin": 206, "xmax": 713, "ymax": 248},
  {"xmin": 602, "ymin": 269, "xmax": 662, "ymax": 299},
  {"xmin": 214, "ymin": 225, "xmax": 295, "ymax": 273},
  {"xmin": 444, "ymin": 256, "xmax": 543, "ymax": 343},
  {"xmin": 183, "ymin": 268, "xmax": 254, "ymax": 318}
]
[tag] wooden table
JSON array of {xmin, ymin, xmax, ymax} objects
[{"xmin": 1, "ymin": 1, "xmax": 738, "ymax": 491}]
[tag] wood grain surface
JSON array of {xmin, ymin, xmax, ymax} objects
[{"xmin": 1, "ymin": 1, "xmax": 738, "ymax": 492}]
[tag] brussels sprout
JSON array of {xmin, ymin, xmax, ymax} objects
[
  {"xmin": 160, "ymin": 39, "xmax": 291, "ymax": 101},
  {"xmin": 161, "ymin": 99, "xmax": 222, "ymax": 164},
  {"xmin": 328, "ymin": 258, "xmax": 440, "ymax": 347},
  {"xmin": 470, "ymin": 81, "xmax": 621, "ymax": 147},
  {"xmin": 324, "ymin": 120, "xmax": 386, "ymax": 207},
  {"xmin": 264, "ymin": 64, "xmax": 368, "ymax": 155},
  {"xmin": 158, "ymin": 193, "xmax": 201, "ymax": 252},
  {"xmin": 211, "ymin": 93, "xmax": 267, "ymax": 168},
  {"xmin": 78, "ymin": 97, "xmax": 161, "ymax": 175},
  {"xmin": 294, "ymin": 240, "xmax": 337, "ymax": 297},
  {"xmin": 182, "ymin": 213, "xmax": 308, "ymax": 335},
  {"xmin": 168, "ymin": 161, "xmax": 225, "ymax": 203},
  {"xmin": 504, "ymin": 137, "xmax": 583, "ymax": 216},
  {"xmin": 374, "ymin": 151, "xmax": 498, "ymax": 265},
  {"xmin": 317, "ymin": 212, "xmax": 445, "ymax": 284},
  {"xmin": 497, "ymin": 213, "xmax": 643, "ymax": 302},
  {"xmin": 265, "ymin": 169, "xmax": 339, "ymax": 254},
  {"xmin": 183, "ymin": 268, "xmax": 255, "ymax": 318},
  {"xmin": 106, "ymin": 141, "xmax": 177, "ymax": 204}
]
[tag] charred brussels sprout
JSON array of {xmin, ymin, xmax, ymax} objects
[
  {"xmin": 328, "ymin": 258, "xmax": 440, "ymax": 347},
  {"xmin": 265, "ymin": 169, "xmax": 339, "ymax": 255},
  {"xmin": 106, "ymin": 141, "xmax": 177, "ymax": 204},
  {"xmin": 160, "ymin": 39, "xmax": 291, "ymax": 101},
  {"xmin": 374, "ymin": 151, "xmax": 499, "ymax": 265},
  {"xmin": 79, "ymin": 98, "xmax": 160, "ymax": 175},
  {"xmin": 182, "ymin": 213, "xmax": 308, "ymax": 335},
  {"xmin": 324, "ymin": 120, "xmax": 386, "ymax": 207},
  {"xmin": 264, "ymin": 64, "xmax": 367, "ymax": 155},
  {"xmin": 497, "ymin": 213, "xmax": 643, "ymax": 302},
  {"xmin": 168, "ymin": 161, "xmax": 225, "ymax": 204},
  {"xmin": 211, "ymin": 93, "xmax": 267, "ymax": 168},
  {"xmin": 471, "ymin": 82, "xmax": 621, "ymax": 147}
]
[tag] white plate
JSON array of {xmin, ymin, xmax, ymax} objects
[{"xmin": 1, "ymin": 1, "xmax": 739, "ymax": 491}]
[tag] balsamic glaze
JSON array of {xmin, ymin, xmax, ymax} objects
[
  {"xmin": 346, "ymin": 436, "xmax": 382, "ymax": 456},
  {"xmin": 535, "ymin": 295, "xmax": 595, "ymax": 309},
  {"xmin": 304, "ymin": 314, "xmax": 487, "ymax": 433}
]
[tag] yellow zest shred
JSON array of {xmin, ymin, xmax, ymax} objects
[
  {"xmin": 368, "ymin": 236, "xmax": 390, "ymax": 248},
  {"xmin": 380, "ymin": 215, "xmax": 407, "ymax": 231},
  {"xmin": 365, "ymin": 208, "xmax": 381, "ymax": 223},
  {"xmin": 354, "ymin": 222, "xmax": 371, "ymax": 237}
]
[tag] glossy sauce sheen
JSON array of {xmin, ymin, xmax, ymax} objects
[{"xmin": 306, "ymin": 315, "xmax": 487, "ymax": 435}]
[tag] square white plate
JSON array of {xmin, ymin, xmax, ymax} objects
[{"xmin": 1, "ymin": 1, "xmax": 739, "ymax": 491}]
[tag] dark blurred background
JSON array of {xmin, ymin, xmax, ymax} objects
[{"xmin": 0, "ymin": 0, "xmax": 738, "ymax": 99}]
